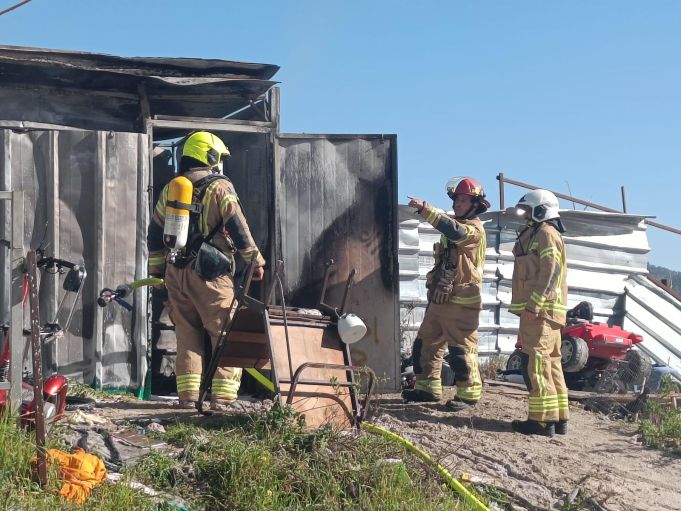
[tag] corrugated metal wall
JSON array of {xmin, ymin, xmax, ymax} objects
[
  {"xmin": 399, "ymin": 206, "xmax": 653, "ymax": 357},
  {"xmin": 0, "ymin": 128, "xmax": 149, "ymax": 388},
  {"xmin": 624, "ymin": 275, "xmax": 681, "ymax": 380},
  {"xmin": 278, "ymin": 135, "xmax": 399, "ymax": 391}
]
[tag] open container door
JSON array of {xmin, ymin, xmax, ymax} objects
[{"xmin": 276, "ymin": 134, "xmax": 399, "ymax": 391}]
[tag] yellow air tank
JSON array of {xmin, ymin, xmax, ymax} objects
[{"xmin": 163, "ymin": 176, "xmax": 193, "ymax": 249}]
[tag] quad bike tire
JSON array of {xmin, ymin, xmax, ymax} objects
[
  {"xmin": 617, "ymin": 349, "xmax": 652, "ymax": 387},
  {"xmin": 561, "ymin": 336, "xmax": 589, "ymax": 373},
  {"xmin": 506, "ymin": 349, "xmax": 524, "ymax": 373}
]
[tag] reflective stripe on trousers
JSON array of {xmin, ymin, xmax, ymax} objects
[
  {"xmin": 413, "ymin": 303, "xmax": 482, "ymax": 402},
  {"xmin": 165, "ymin": 264, "xmax": 242, "ymax": 402},
  {"xmin": 520, "ymin": 317, "xmax": 569, "ymax": 422}
]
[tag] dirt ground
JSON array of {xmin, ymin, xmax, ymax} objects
[
  {"xmin": 94, "ymin": 385, "xmax": 681, "ymax": 511},
  {"xmin": 367, "ymin": 384, "xmax": 681, "ymax": 511}
]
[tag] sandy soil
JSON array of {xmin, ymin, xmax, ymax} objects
[
  {"xmin": 367, "ymin": 384, "xmax": 681, "ymax": 511},
  {"xmin": 92, "ymin": 385, "xmax": 681, "ymax": 511}
]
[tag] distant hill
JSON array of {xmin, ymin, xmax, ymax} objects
[{"xmin": 648, "ymin": 264, "xmax": 680, "ymax": 291}]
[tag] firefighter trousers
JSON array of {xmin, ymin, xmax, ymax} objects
[
  {"xmin": 519, "ymin": 316, "xmax": 569, "ymax": 422},
  {"xmin": 412, "ymin": 302, "xmax": 482, "ymax": 402},
  {"xmin": 164, "ymin": 264, "xmax": 242, "ymax": 402}
]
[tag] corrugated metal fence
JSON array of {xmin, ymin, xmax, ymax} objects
[{"xmin": 398, "ymin": 205, "xmax": 675, "ymax": 363}]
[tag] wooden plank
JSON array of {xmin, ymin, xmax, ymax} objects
[
  {"xmin": 270, "ymin": 324, "xmax": 353, "ymax": 429},
  {"xmin": 223, "ymin": 331, "xmax": 268, "ymax": 345},
  {"xmin": 220, "ymin": 357, "xmax": 271, "ymax": 370},
  {"xmin": 212, "ymin": 304, "xmax": 354, "ymax": 429}
]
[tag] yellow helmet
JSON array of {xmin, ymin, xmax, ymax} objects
[{"xmin": 181, "ymin": 131, "xmax": 230, "ymax": 169}]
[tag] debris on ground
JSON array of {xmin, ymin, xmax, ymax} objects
[
  {"xmin": 367, "ymin": 384, "xmax": 681, "ymax": 511},
  {"xmin": 44, "ymin": 386, "xmax": 681, "ymax": 511}
]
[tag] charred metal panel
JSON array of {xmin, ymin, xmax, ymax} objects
[
  {"xmin": 278, "ymin": 135, "xmax": 399, "ymax": 391},
  {"xmin": 0, "ymin": 45, "xmax": 279, "ymax": 80},
  {"xmin": 220, "ymin": 132, "xmax": 273, "ymax": 269},
  {"xmin": 0, "ymin": 129, "xmax": 149, "ymax": 388},
  {"xmin": 0, "ymin": 45, "xmax": 278, "ymax": 133}
]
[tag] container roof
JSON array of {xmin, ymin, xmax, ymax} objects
[{"xmin": 0, "ymin": 45, "xmax": 279, "ymax": 132}]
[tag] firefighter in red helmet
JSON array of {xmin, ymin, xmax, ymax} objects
[{"xmin": 403, "ymin": 177, "xmax": 490, "ymax": 411}]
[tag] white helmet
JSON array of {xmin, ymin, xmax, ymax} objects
[{"xmin": 516, "ymin": 189, "xmax": 560, "ymax": 223}]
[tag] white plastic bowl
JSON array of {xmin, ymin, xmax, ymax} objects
[{"xmin": 337, "ymin": 313, "xmax": 367, "ymax": 344}]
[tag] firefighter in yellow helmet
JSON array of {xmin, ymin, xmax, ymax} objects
[
  {"xmin": 147, "ymin": 131, "xmax": 265, "ymax": 410},
  {"xmin": 403, "ymin": 177, "xmax": 489, "ymax": 411},
  {"xmin": 510, "ymin": 189, "xmax": 569, "ymax": 436}
]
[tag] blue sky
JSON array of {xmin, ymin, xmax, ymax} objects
[{"xmin": 2, "ymin": 0, "xmax": 680, "ymax": 268}]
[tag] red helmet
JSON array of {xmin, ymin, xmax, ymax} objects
[{"xmin": 445, "ymin": 176, "xmax": 491, "ymax": 215}]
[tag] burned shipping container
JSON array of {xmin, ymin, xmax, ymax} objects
[{"xmin": 0, "ymin": 45, "xmax": 400, "ymax": 394}]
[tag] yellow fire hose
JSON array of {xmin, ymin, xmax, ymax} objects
[
  {"xmin": 361, "ymin": 422, "xmax": 489, "ymax": 511},
  {"xmin": 241, "ymin": 371, "xmax": 488, "ymax": 510},
  {"xmin": 244, "ymin": 368, "xmax": 275, "ymax": 392}
]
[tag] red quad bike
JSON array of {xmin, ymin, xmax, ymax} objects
[
  {"xmin": 505, "ymin": 301, "xmax": 652, "ymax": 393},
  {"xmin": 0, "ymin": 254, "xmax": 86, "ymax": 428}
]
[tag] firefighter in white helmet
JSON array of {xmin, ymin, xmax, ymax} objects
[
  {"xmin": 403, "ymin": 177, "xmax": 489, "ymax": 411},
  {"xmin": 510, "ymin": 189, "xmax": 569, "ymax": 436},
  {"xmin": 147, "ymin": 131, "xmax": 265, "ymax": 410}
]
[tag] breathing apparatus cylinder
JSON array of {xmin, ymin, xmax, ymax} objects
[{"xmin": 163, "ymin": 176, "xmax": 193, "ymax": 250}]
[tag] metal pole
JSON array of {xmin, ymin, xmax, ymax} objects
[
  {"xmin": 621, "ymin": 186, "xmax": 627, "ymax": 213},
  {"xmin": 498, "ymin": 173, "xmax": 681, "ymax": 236},
  {"xmin": 497, "ymin": 173, "xmax": 505, "ymax": 210},
  {"xmin": 499, "ymin": 175, "xmax": 621, "ymax": 213},
  {"xmin": 27, "ymin": 250, "xmax": 47, "ymax": 486},
  {"xmin": 645, "ymin": 220, "xmax": 681, "ymax": 236}
]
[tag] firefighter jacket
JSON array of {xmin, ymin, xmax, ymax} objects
[
  {"xmin": 510, "ymin": 221, "xmax": 568, "ymax": 325},
  {"xmin": 147, "ymin": 168, "xmax": 265, "ymax": 277},
  {"xmin": 418, "ymin": 203, "xmax": 486, "ymax": 309}
]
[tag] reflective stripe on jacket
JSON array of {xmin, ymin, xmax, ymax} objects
[
  {"xmin": 419, "ymin": 204, "xmax": 486, "ymax": 309},
  {"xmin": 510, "ymin": 221, "xmax": 567, "ymax": 325},
  {"xmin": 147, "ymin": 168, "xmax": 265, "ymax": 276}
]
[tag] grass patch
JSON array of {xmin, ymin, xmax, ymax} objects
[
  {"xmin": 639, "ymin": 375, "xmax": 681, "ymax": 452},
  {"xmin": 66, "ymin": 379, "xmax": 136, "ymax": 401},
  {"xmin": 132, "ymin": 406, "xmax": 473, "ymax": 510},
  {"xmin": 2, "ymin": 401, "xmax": 483, "ymax": 510},
  {"xmin": 0, "ymin": 412, "xmax": 160, "ymax": 510}
]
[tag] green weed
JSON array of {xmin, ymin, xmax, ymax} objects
[
  {"xmin": 639, "ymin": 374, "xmax": 681, "ymax": 452},
  {"xmin": 0, "ymin": 412, "xmax": 160, "ymax": 511},
  {"xmin": 132, "ymin": 406, "xmax": 468, "ymax": 511}
]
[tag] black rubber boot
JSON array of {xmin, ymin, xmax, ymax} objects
[
  {"xmin": 554, "ymin": 420, "xmax": 568, "ymax": 435},
  {"xmin": 445, "ymin": 397, "xmax": 476, "ymax": 412},
  {"xmin": 511, "ymin": 419, "xmax": 555, "ymax": 437},
  {"xmin": 402, "ymin": 388, "xmax": 440, "ymax": 402}
]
